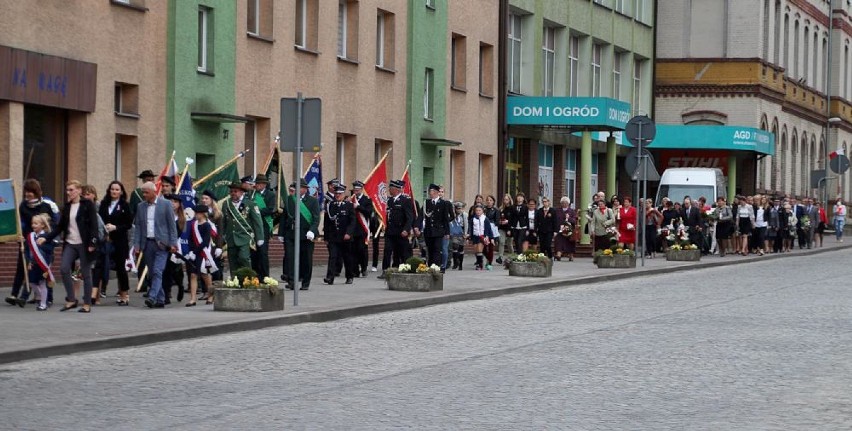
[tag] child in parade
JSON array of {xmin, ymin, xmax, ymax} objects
[
  {"xmin": 25, "ymin": 214, "xmax": 56, "ymax": 311},
  {"xmin": 468, "ymin": 204, "xmax": 498, "ymax": 270},
  {"xmin": 450, "ymin": 202, "xmax": 467, "ymax": 270},
  {"xmin": 186, "ymin": 204, "xmax": 217, "ymax": 306}
]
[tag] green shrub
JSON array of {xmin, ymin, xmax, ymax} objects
[
  {"xmin": 233, "ymin": 267, "xmax": 258, "ymax": 281},
  {"xmin": 405, "ymin": 256, "xmax": 426, "ymax": 267}
]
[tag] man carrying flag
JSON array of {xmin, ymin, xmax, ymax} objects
[
  {"xmin": 350, "ymin": 180, "xmax": 372, "ymax": 277},
  {"xmin": 378, "ymin": 179, "xmax": 414, "ymax": 279},
  {"xmin": 278, "ymin": 179, "xmax": 320, "ymax": 290},
  {"xmin": 251, "ymin": 173, "xmax": 277, "ymax": 278}
]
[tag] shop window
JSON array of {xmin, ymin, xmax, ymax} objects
[
  {"xmin": 295, "ymin": 0, "xmax": 319, "ymax": 52},
  {"xmin": 376, "ymin": 10, "xmax": 395, "ymax": 69},
  {"xmin": 338, "ymin": 0, "xmax": 359, "ymax": 61},
  {"xmin": 247, "ymin": 0, "xmax": 274, "ymax": 39},
  {"xmin": 479, "ymin": 42, "xmax": 494, "ymax": 97},
  {"xmin": 114, "ymin": 82, "xmax": 139, "ymax": 117},
  {"xmin": 451, "ymin": 33, "xmax": 467, "ymax": 90}
]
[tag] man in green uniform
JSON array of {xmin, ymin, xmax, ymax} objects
[
  {"xmin": 221, "ymin": 182, "xmax": 265, "ymax": 277},
  {"xmin": 278, "ymin": 178, "xmax": 320, "ymax": 290}
]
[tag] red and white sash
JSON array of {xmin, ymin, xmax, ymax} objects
[
  {"xmin": 351, "ymin": 195, "xmax": 370, "ymax": 244},
  {"xmin": 27, "ymin": 232, "xmax": 54, "ymax": 283},
  {"xmin": 192, "ymin": 220, "xmax": 219, "ymax": 274}
]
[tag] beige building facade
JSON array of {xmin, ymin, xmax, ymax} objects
[{"xmin": 0, "ymin": 0, "xmax": 168, "ymax": 200}]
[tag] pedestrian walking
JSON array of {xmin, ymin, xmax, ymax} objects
[
  {"xmin": 222, "ymin": 182, "xmax": 264, "ymax": 277},
  {"xmin": 131, "ymin": 182, "xmax": 179, "ymax": 309},
  {"xmin": 98, "ymin": 181, "xmax": 133, "ymax": 306},
  {"xmin": 323, "ymin": 185, "xmax": 357, "ymax": 285},
  {"xmin": 279, "ymin": 179, "xmax": 320, "ymax": 290},
  {"xmin": 24, "ymin": 214, "xmax": 55, "ymax": 311},
  {"xmin": 186, "ymin": 205, "xmax": 216, "ymax": 306},
  {"xmin": 834, "ymin": 198, "xmax": 846, "ymax": 242},
  {"xmin": 554, "ymin": 197, "xmax": 578, "ymax": 261}
]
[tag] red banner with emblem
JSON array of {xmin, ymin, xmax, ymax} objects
[{"xmin": 364, "ymin": 151, "xmax": 390, "ymax": 231}]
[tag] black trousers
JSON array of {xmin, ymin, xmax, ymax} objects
[
  {"xmin": 251, "ymin": 240, "xmax": 270, "ymax": 278},
  {"xmin": 161, "ymin": 257, "xmax": 184, "ymax": 302},
  {"xmin": 284, "ymin": 239, "xmax": 314, "ymax": 287},
  {"xmin": 351, "ymin": 236, "xmax": 368, "ymax": 274},
  {"xmin": 326, "ymin": 241, "xmax": 354, "ymax": 280},
  {"xmin": 372, "ymin": 234, "xmax": 382, "ymax": 268},
  {"xmin": 425, "ymin": 236, "xmax": 443, "ymax": 266},
  {"xmin": 538, "ymin": 232, "xmax": 553, "ymax": 258},
  {"xmin": 383, "ymin": 234, "xmax": 411, "ymax": 269}
]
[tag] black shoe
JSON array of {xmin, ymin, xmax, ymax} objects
[
  {"xmin": 164, "ymin": 298, "xmax": 171, "ymax": 305},
  {"xmin": 59, "ymin": 300, "xmax": 79, "ymax": 312},
  {"xmin": 361, "ymin": 270, "xmax": 367, "ymax": 277},
  {"xmin": 144, "ymin": 298, "xmax": 155, "ymax": 308},
  {"xmin": 152, "ymin": 302, "xmax": 165, "ymax": 309},
  {"xmin": 323, "ymin": 278, "xmax": 333, "ymax": 285},
  {"xmin": 345, "ymin": 278, "xmax": 353, "ymax": 284},
  {"xmin": 15, "ymin": 298, "xmax": 26, "ymax": 308},
  {"xmin": 495, "ymin": 257, "xmax": 503, "ymax": 264},
  {"xmin": 300, "ymin": 285, "xmax": 309, "ymax": 291},
  {"xmin": 142, "ymin": 292, "xmax": 149, "ymax": 298},
  {"xmin": 4, "ymin": 296, "xmax": 16, "ymax": 306},
  {"xmin": 284, "ymin": 285, "xmax": 295, "ymax": 290},
  {"xmin": 377, "ymin": 273, "xmax": 386, "ymax": 280}
]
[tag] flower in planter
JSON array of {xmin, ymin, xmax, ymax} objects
[
  {"xmin": 397, "ymin": 263, "xmax": 412, "ymax": 273},
  {"xmin": 514, "ymin": 251, "xmax": 548, "ymax": 263},
  {"xmin": 670, "ymin": 244, "xmax": 682, "ymax": 251}
]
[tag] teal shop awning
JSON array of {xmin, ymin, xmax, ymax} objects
[
  {"xmin": 506, "ymin": 96, "xmax": 631, "ymax": 131},
  {"xmin": 648, "ymin": 125, "xmax": 775, "ymax": 156}
]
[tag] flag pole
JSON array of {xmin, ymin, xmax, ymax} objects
[
  {"xmin": 303, "ymin": 152, "xmax": 320, "ymax": 177},
  {"xmin": 364, "ymin": 150, "xmax": 392, "ymax": 183},
  {"xmin": 259, "ymin": 140, "xmax": 278, "ymax": 175},
  {"xmin": 175, "ymin": 162, "xmax": 192, "ymax": 190},
  {"xmin": 194, "ymin": 149, "xmax": 251, "ymax": 188},
  {"xmin": 276, "ymin": 147, "xmax": 284, "ymax": 210},
  {"xmin": 12, "ymin": 181, "xmax": 31, "ymax": 295}
]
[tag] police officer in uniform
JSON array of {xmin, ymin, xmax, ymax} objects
[
  {"xmin": 323, "ymin": 185, "xmax": 357, "ymax": 285},
  {"xmin": 378, "ymin": 179, "xmax": 414, "ymax": 279},
  {"xmin": 221, "ymin": 182, "xmax": 265, "ymax": 277},
  {"xmin": 278, "ymin": 179, "xmax": 320, "ymax": 290},
  {"xmin": 423, "ymin": 183, "xmax": 453, "ymax": 270},
  {"xmin": 350, "ymin": 180, "xmax": 372, "ymax": 277}
]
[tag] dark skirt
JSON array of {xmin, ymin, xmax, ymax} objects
[
  {"xmin": 594, "ymin": 235, "xmax": 611, "ymax": 251},
  {"xmin": 716, "ymin": 221, "xmax": 733, "ymax": 239},
  {"xmin": 738, "ymin": 217, "xmax": 752, "ymax": 236},
  {"xmin": 554, "ymin": 233, "xmax": 576, "ymax": 253},
  {"xmin": 525, "ymin": 229, "xmax": 538, "ymax": 245}
]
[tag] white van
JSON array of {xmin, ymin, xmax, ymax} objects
[{"xmin": 655, "ymin": 168, "xmax": 727, "ymax": 206}]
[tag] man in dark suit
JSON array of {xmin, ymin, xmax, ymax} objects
[
  {"xmin": 680, "ymin": 196, "xmax": 702, "ymax": 246},
  {"xmin": 423, "ymin": 183, "xmax": 453, "ymax": 269},
  {"xmin": 350, "ymin": 180, "xmax": 372, "ymax": 277},
  {"xmin": 792, "ymin": 197, "xmax": 807, "ymax": 249},
  {"xmin": 323, "ymin": 185, "xmax": 357, "ymax": 285},
  {"xmin": 133, "ymin": 182, "xmax": 179, "ymax": 308},
  {"xmin": 804, "ymin": 197, "xmax": 818, "ymax": 248},
  {"xmin": 378, "ymin": 179, "xmax": 414, "ymax": 278},
  {"xmin": 279, "ymin": 179, "xmax": 320, "ymax": 290},
  {"xmin": 250, "ymin": 174, "xmax": 277, "ymax": 278}
]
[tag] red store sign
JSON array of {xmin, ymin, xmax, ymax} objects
[{"xmin": 657, "ymin": 150, "xmax": 730, "ymax": 176}]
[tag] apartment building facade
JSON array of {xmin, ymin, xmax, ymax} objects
[{"xmin": 655, "ymin": 0, "xmax": 852, "ymax": 201}]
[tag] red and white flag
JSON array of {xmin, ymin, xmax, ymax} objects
[
  {"xmin": 830, "ymin": 147, "xmax": 845, "ymax": 160},
  {"xmin": 400, "ymin": 164, "xmax": 418, "ymax": 218},
  {"xmin": 155, "ymin": 152, "xmax": 179, "ymax": 194},
  {"xmin": 364, "ymin": 151, "xmax": 390, "ymax": 230}
]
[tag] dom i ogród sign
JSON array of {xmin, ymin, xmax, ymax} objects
[{"xmin": 506, "ymin": 97, "xmax": 631, "ymax": 130}]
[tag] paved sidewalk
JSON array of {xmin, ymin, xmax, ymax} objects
[{"xmin": 1, "ymin": 241, "xmax": 848, "ymax": 364}]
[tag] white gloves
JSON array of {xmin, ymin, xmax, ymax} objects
[
  {"xmin": 185, "ymin": 251, "xmax": 196, "ymax": 261},
  {"xmin": 276, "ymin": 236, "xmax": 284, "ymax": 243},
  {"xmin": 169, "ymin": 254, "xmax": 182, "ymax": 264},
  {"xmin": 306, "ymin": 231, "xmax": 315, "ymax": 241},
  {"xmin": 257, "ymin": 240, "xmax": 265, "ymax": 247},
  {"xmin": 214, "ymin": 248, "xmax": 223, "ymax": 258}
]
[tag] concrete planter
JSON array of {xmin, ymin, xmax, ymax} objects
[
  {"xmin": 666, "ymin": 249, "xmax": 701, "ymax": 262},
  {"xmin": 508, "ymin": 260, "xmax": 552, "ymax": 277},
  {"xmin": 595, "ymin": 254, "xmax": 637, "ymax": 268},
  {"xmin": 214, "ymin": 287, "xmax": 284, "ymax": 312},
  {"xmin": 386, "ymin": 273, "xmax": 444, "ymax": 292}
]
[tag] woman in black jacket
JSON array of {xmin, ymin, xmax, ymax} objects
[
  {"xmin": 98, "ymin": 181, "xmax": 134, "ymax": 305},
  {"xmin": 41, "ymin": 180, "xmax": 100, "ymax": 313}
]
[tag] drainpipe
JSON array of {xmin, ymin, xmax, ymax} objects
[{"xmin": 497, "ymin": 0, "xmax": 508, "ymax": 199}]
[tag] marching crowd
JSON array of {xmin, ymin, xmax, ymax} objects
[{"xmin": 4, "ymin": 168, "xmax": 847, "ymax": 313}]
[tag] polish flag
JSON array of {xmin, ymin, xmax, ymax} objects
[{"xmin": 830, "ymin": 147, "xmax": 845, "ymax": 160}]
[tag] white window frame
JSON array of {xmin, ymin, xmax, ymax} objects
[
  {"xmin": 338, "ymin": 0, "xmax": 348, "ymax": 58},
  {"xmin": 632, "ymin": 59, "xmax": 642, "ymax": 115},
  {"xmin": 197, "ymin": 7, "xmax": 209, "ymax": 72},
  {"xmin": 248, "ymin": 121, "xmax": 258, "ymax": 177},
  {"xmin": 612, "ymin": 51, "xmax": 622, "ymax": 100},
  {"xmin": 424, "ymin": 68, "xmax": 434, "ymax": 120},
  {"xmin": 376, "ymin": 10, "xmax": 385, "ymax": 67},
  {"xmin": 449, "ymin": 152, "xmax": 456, "ymax": 199},
  {"xmin": 591, "ymin": 44, "xmax": 601, "ymax": 97},
  {"xmin": 565, "ymin": 149, "xmax": 577, "ymax": 207},
  {"xmin": 615, "ymin": 0, "xmax": 626, "ymax": 14},
  {"xmin": 634, "ymin": 0, "xmax": 644, "ymax": 22},
  {"xmin": 542, "ymin": 26, "xmax": 556, "ymax": 97},
  {"xmin": 115, "ymin": 135, "xmax": 123, "ymax": 181},
  {"xmin": 508, "ymin": 13, "xmax": 522, "ymax": 94},
  {"xmin": 296, "ymin": 0, "xmax": 307, "ymax": 49},
  {"xmin": 426, "ymin": 0, "xmax": 435, "ymax": 9},
  {"xmin": 568, "ymin": 35, "xmax": 579, "ymax": 96},
  {"xmin": 248, "ymin": 0, "xmax": 260, "ymax": 35}
]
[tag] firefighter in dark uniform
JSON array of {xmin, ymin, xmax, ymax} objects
[
  {"xmin": 378, "ymin": 179, "xmax": 414, "ymax": 278},
  {"xmin": 423, "ymin": 183, "xmax": 453, "ymax": 269},
  {"xmin": 323, "ymin": 185, "xmax": 357, "ymax": 285},
  {"xmin": 324, "ymin": 178, "xmax": 342, "ymax": 276},
  {"xmin": 350, "ymin": 180, "xmax": 372, "ymax": 277}
]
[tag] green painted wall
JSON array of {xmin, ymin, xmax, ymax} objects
[
  {"xmin": 406, "ymin": 0, "xmax": 448, "ymax": 199},
  {"xmin": 167, "ymin": 0, "xmax": 236, "ymax": 176}
]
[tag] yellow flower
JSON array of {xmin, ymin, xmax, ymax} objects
[
  {"xmin": 603, "ymin": 249, "xmax": 613, "ymax": 256},
  {"xmin": 616, "ymin": 248, "xmax": 624, "ymax": 254}
]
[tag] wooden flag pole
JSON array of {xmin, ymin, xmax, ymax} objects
[
  {"xmin": 175, "ymin": 162, "xmax": 191, "ymax": 190},
  {"xmin": 303, "ymin": 152, "xmax": 320, "ymax": 177},
  {"xmin": 194, "ymin": 149, "xmax": 251, "ymax": 188},
  {"xmin": 364, "ymin": 149, "xmax": 392, "ymax": 183}
]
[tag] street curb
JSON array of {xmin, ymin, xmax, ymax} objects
[{"xmin": 1, "ymin": 244, "xmax": 848, "ymax": 365}]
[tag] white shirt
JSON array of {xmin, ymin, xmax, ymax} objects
[
  {"xmin": 66, "ymin": 202, "xmax": 82, "ymax": 245},
  {"xmin": 528, "ymin": 210, "xmax": 536, "ymax": 230},
  {"xmin": 755, "ymin": 208, "xmax": 767, "ymax": 227},
  {"xmin": 109, "ymin": 200, "xmax": 119, "ymax": 215},
  {"xmin": 471, "ymin": 215, "xmax": 486, "ymax": 236},
  {"xmin": 146, "ymin": 198, "xmax": 157, "ymax": 238}
]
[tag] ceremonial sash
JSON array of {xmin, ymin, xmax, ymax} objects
[
  {"xmin": 27, "ymin": 232, "xmax": 54, "ymax": 283},
  {"xmin": 224, "ymin": 200, "xmax": 255, "ymax": 241},
  {"xmin": 293, "ymin": 195, "xmax": 314, "ymax": 225},
  {"xmin": 192, "ymin": 220, "xmax": 219, "ymax": 273},
  {"xmin": 351, "ymin": 195, "xmax": 370, "ymax": 245}
]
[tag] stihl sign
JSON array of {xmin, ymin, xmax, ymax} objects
[{"xmin": 658, "ymin": 151, "xmax": 729, "ymax": 175}]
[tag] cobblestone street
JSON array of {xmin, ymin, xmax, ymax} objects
[{"xmin": 2, "ymin": 251, "xmax": 851, "ymax": 430}]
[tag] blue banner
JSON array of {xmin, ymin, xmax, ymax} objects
[
  {"xmin": 304, "ymin": 156, "xmax": 323, "ymax": 206},
  {"xmin": 649, "ymin": 125, "xmax": 775, "ymax": 155},
  {"xmin": 178, "ymin": 171, "xmax": 196, "ymax": 210}
]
